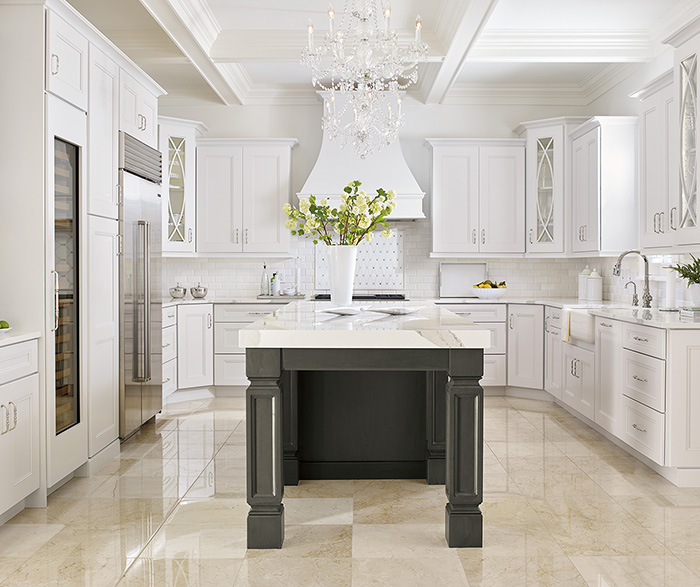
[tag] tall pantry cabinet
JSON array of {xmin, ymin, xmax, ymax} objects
[{"xmin": 0, "ymin": 0, "xmax": 163, "ymax": 511}]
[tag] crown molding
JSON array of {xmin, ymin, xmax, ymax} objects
[
  {"xmin": 629, "ymin": 69, "xmax": 673, "ymax": 100},
  {"xmin": 656, "ymin": 0, "xmax": 700, "ymax": 45},
  {"xmin": 579, "ymin": 62, "xmax": 638, "ymax": 103},
  {"xmin": 470, "ymin": 30, "xmax": 654, "ymax": 62}
]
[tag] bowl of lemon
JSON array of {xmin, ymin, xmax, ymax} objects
[
  {"xmin": 473, "ymin": 280, "xmax": 507, "ymax": 299},
  {"xmin": 0, "ymin": 320, "xmax": 11, "ymax": 334}
]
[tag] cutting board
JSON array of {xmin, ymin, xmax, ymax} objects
[{"xmin": 439, "ymin": 263, "xmax": 488, "ymax": 298}]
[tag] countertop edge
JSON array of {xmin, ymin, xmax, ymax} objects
[{"xmin": 0, "ymin": 331, "xmax": 42, "ymax": 348}]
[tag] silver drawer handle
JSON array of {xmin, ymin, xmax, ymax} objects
[
  {"xmin": 632, "ymin": 375, "xmax": 648, "ymax": 383},
  {"xmin": 1, "ymin": 405, "xmax": 7, "ymax": 435},
  {"xmin": 164, "ymin": 377, "xmax": 171, "ymax": 384},
  {"xmin": 632, "ymin": 423, "xmax": 647, "ymax": 434},
  {"xmin": 633, "ymin": 336, "xmax": 649, "ymax": 343},
  {"xmin": 163, "ymin": 342, "xmax": 171, "ymax": 348},
  {"xmin": 167, "ymin": 313, "xmax": 175, "ymax": 319},
  {"xmin": 51, "ymin": 53, "xmax": 60, "ymax": 75},
  {"xmin": 600, "ymin": 322, "xmax": 613, "ymax": 328}
]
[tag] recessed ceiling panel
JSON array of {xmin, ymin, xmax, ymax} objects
[{"xmin": 456, "ymin": 62, "xmax": 604, "ymax": 86}]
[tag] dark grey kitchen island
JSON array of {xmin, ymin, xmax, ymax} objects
[{"xmin": 239, "ymin": 302, "xmax": 490, "ymax": 549}]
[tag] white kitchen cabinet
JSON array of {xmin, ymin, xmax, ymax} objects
[
  {"xmin": 159, "ymin": 117, "xmax": 208, "ymax": 254},
  {"xmin": 46, "ymin": 10, "xmax": 88, "ymax": 111},
  {"xmin": 569, "ymin": 117, "xmax": 638, "ymax": 255},
  {"xmin": 515, "ymin": 117, "xmax": 589, "ymax": 254},
  {"xmin": 594, "ymin": 317, "xmax": 623, "ymax": 437},
  {"xmin": 665, "ymin": 23, "xmax": 700, "ymax": 246},
  {"xmin": 562, "ymin": 342, "xmax": 595, "ymax": 421},
  {"xmin": 196, "ymin": 139, "xmax": 297, "ymax": 255},
  {"xmin": 87, "ymin": 44, "xmax": 119, "ymax": 220},
  {"xmin": 544, "ymin": 307, "xmax": 563, "ymax": 399},
  {"xmin": 86, "ymin": 215, "xmax": 119, "ymax": 458},
  {"xmin": 633, "ymin": 71, "xmax": 675, "ymax": 249},
  {"xmin": 162, "ymin": 306, "xmax": 178, "ymax": 400},
  {"xmin": 120, "ymin": 70, "xmax": 159, "ymax": 148},
  {"xmin": 177, "ymin": 304, "xmax": 214, "ymax": 389},
  {"xmin": 426, "ymin": 139, "xmax": 525, "ymax": 255},
  {"xmin": 507, "ymin": 304, "xmax": 544, "ymax": 389},
  {"xmin": 0, "ymin": 340, "xmax": 40, "ymax": 516}
]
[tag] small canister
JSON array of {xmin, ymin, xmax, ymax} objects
[
  {"xmin": 587, "ymin": 268, "xmax": 603, "ymax": 302},
  {"xmin": 578, "ymin": 265, "xmax": 591, "ymax": 300}
]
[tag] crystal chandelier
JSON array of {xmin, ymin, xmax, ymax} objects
[{"xmin": 301, "ymin": 0, "xmax": 428, "ymax": 159}]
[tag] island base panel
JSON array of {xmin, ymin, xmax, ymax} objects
[
  {"xmin": 445, "ymin": 504, "xmax": 483, "ymax": 547},
  {"xmin": 247, "ymin": 505, "xmax": 285, "ymax": 549}
]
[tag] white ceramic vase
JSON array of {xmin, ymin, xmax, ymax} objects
[
  {"xmin": 327, "ymin": 245, "xmax": 358, "ymax": 306},
  {"xmin": 689, "ymin": 283, "xmax": 700, "ymax": 307}
]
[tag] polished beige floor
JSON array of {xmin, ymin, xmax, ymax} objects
[{"xmin": 2, "ymin": 395, "xmax": 700, "ymax": 586}]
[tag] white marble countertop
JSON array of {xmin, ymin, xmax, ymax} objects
[
  {"xmin": 239, "ymin": 301, "xmax": 491, "ymax": 350},
  {"xmin": 0, "ymin": 330, "xmax": 41, "ymax": 348},
  {"xmin": 162, "ymin": 297, "xmax": 300, "ymax": 308},
  {"xmin": 589, "ymin": 307, "xmax": 700, "ymax": 330}
]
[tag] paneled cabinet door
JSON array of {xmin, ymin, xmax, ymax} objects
[
  {"xmin": 242, "ymin": 146, "xmax": 291, "ymax": 253},
  {"xmin": 88, "ymin": 45, "xmax": 119, "ymax": 220},
  {"xmin": 0, "ymin": 374, "xmax": 40, "ymax": 513},
  {"xmin": 87, "ymin": 216, "xmax": 120, "ymax": 458},
  {"xmin": 571, "ymin": 128, "xmax": 599, "ymax": 253},
  {"xmin": 507, "ymin": 304, "xmax": 544, "ymax": 389},
  {"xmin": 196, "ymin": 146, "xmax": 243, "ymax": 253},
  {"xmin": 562, "ymin": 343, "xmax": 595, "ymax": 421},
  {"xmin": 119, "ymin": 71, "xmax": 158, "ymax": 149},
  {"xmin": 431, "ymin": 146, "xmax": 479, "ymax": 254},
  {"xmin": 544, "ymin": 324, "xmax": 562, "ymax": 399},
  {"xmin": 177, "ymin": 304, "xmax": 214, "ymax": 389},
  {"xmin": 594, "ymin": 318, "xmax": 623, "ymax": 437},
  {"xmin": 46, "ymin": 10, "xmax": 88, "ymax": 111},
  {"xmin": 674, "ymin": 34, "xmax": 700, "ymax": 245},
  {"xmin": 479, "ymin": 146, "xmax": 525, "ymax": 254}
]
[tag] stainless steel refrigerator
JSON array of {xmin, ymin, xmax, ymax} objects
[{"xmin": 119, "ymin": 132, "xmax": 163, "ymax": 440}]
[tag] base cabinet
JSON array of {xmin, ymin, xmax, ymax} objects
[
  {"xmin": 177, "ymin": 304, "xmax": 214, "ymax": 389},
  {"xmin": 507, "ymin": 304, "xmax": 544, "ymax": 389},
  {"xmin": 544, "ymin": 307, "xmax": 563, "ymax": 398},
  {"xmin": 561, "ymin": 342, "xmax": 595, "ymax": 421},
  {"xmin": 594, "ymin": 318, "xmax": 623, "ymax": 436},
  {"xmin": 0, "ymin": 340, "xmax": 40, "ymax": 516}
]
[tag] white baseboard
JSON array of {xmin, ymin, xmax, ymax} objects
[
  {"xmin": 0, "ymin": 501, "xmax": 25, "ymax": 526},
  {"xmin": 165, "ymin": 387, "xmax": 216, "ymax": 404},
  {"xmin": 483, "ymin": 386, "xmax": 555, "ymax": 402},
  {"xmin": 74, "ymin": 439, "xmax": 121, "ymax": 478}
]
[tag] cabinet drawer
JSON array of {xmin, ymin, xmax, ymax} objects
[
  {"xmin": 546, "ymin": 307, "xmax": 563, "ymax": 329},
  {"xmin": 622, "ymin": 349, "xmax": 665, "ymax": 413},
  {"xmin": 162, "ymin": 358, "xmax": 177, "ymax": 397},
  {"xmin": 482, "ymin": 355, "xmax": 506, "ymax": 386},
  {"xmin": 215, "ymin": 323, "xmax": 248, "ymax": 354},
  {"xmin": 0, "ymin": 340, "xmax": 38, "ymax": 386},
  {"xmin": 162, "ymin": 307, "xmax": 177, "ymax": 329},
  {"xmin": 438, "ymin": 304, "xmax": 506, "ymax": 322},
  {"xmin": 162, "ymin": 326, "xmax": 177, "ymax": 364},
  {"xmin": 622, "ymin": 323, "xmax": 666, "ymax": 359},
  {"xmin": 214, "ymin": 355, "xmax": 248, "ymax": 386},
  {"xmin": 621, "ymin": 396, "xmax": 665, "ymax": 465},
  {"xmin": 214, "ymin": 304, "xmax": 286, "ymax": 323}
]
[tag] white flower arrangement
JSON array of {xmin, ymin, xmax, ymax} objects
[{"xmin": 283, "ymin": 180, "xmax": 395, "ymax": 246}]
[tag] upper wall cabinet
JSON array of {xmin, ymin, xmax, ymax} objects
[
  {"xmin": 569, "ymin": 117, "xmax": 638, "ymax": 255},
  {"xmin": 196, "ymin": 139, "xmax": 297, "ymax": 255},
  {"xmin": 159, "ymin": 117, "xmax": 208, "ymax": 254},
  {"xmin": 632, "ymin": 71, "xmax": 676, "ymax": 250},
  {"xmin": 426, "ymin": 139, "xmax": 525, "ymax": 256},
  {"xmin": 666, "ymin": 20, "xmax": 700, "ymax": 247},
  {"xmin": 515, "ymin": 117, "xmax": 589, "ymax": 254},
  {"xmin": 46, "ymin": 10, "xmax": 88, "ymax": 111},
  {"xmin": 120, "ymin": 70, "xmax": 159, "ymax": 149}
]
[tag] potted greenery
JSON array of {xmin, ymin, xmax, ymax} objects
[{"xmin": 669, "ymin": 254, "xmax": 700, "ymax": 306}]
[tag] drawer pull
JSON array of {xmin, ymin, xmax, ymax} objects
[
  {"xmin": 632, "ymin": 375, "xmax": 648, "ymax": 383},
  {"xmin": 164, "ymin": 377, "xmax": 171, "ymax": 384},
  {"xmin": 167, "ymin": 313, "xmax": 175, "ymax": 319},
  {"xmin": 1, "ymin": 405, "xmax": 7, "ymax": 435},
  {"xmin": 600, "ymin": 322, "xmax": 613, "ymax": 328},
  {"xmin": 632, "ymin": 423, "xmax": 647, "ymax": 434},
  {"xmin": 633, "ymin": 336, "xmax": 649, "ymax": 343},
  {"xmin": 8, "ymin": 402, "xmax": 17, "ymax": 432},
  {"xmin": 163, "ymin": 342, "xmax": 171, "ymax": 348}
]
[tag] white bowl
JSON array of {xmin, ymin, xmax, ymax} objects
[{"xmin": 472, "ymin": 288, "xmax": 507, "ymax": 299}]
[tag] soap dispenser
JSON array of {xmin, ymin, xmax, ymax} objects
[
  {"xmin": 578, "ymin": 265, "xmax": 591, "ymax": 300},
  {"xmin": 587, "ymin": 268, "xmax": 603, "ymax": 302},
  {"xmin": 260, "ymin": 263, "xmax": 270, "ymax": 296}
]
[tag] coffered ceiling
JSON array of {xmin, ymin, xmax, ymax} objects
[{"xmin": 67, "ymin": 0, "xmax": 700, "ymax": 107}]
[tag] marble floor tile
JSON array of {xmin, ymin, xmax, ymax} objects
[
  {"xmin": 352, "ymin": 480, "xmax": 446, "ymax": 525},
  {"xmin": 118, "ymin": 557, "xmax": 244, "ymax": 587},
  {"xmin": 352, "ymin": 524, "xmax": 458, "ymax": 558},
  {"xmin": 245, "ymin": 525, "xmax": 353, "ymax": 560},
  {"xmin": 283, "ymin": 480, "xmax": 354, "ymax": 499},
  {"xmin": 285, "ymin": 498, "xmax": 353, "ymax": 525},
  {"xmin": 0, "ymin": 558, "xmax": 26, "ymax": 584},
  {"xmin": 570, "ymin": 555, "xmax": 700, "ymax": 586},
  {"xmin": 0, "ymin": 556, "xmax": 125, "ymax": 587},
  {"xmin": 165, "ymin": 498, "xmax": 248, "ymax": 527},
  {"xmin": 144, "ymin": 524, "xmax": 248, "ymax": 560},
  {"xmin": 0, "ymin": 523, "xmax": 64, "ymax": 558},
  {"xmin": 234, "ymin": 557, "xmax": 351, "ymax": 587},
  {"xmin": 352, "ymin": 556, "xmax": 469, "ymax": 586},
  {"xmin": 459, "ymin": 553, "xmax": 587, "ymax": 587}
]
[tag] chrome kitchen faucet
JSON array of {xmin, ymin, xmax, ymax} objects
[{"xmin": 613, "ymin": 250, "xmax": 652, "ymax": 308}]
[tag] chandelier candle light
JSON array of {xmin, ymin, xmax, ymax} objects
[
  {"xmin": 283, "ymin": 180, "xmax": 395, "ymax": 305},
  {"xmin": 301, "ymin": 0, "xmax": 428, "ymax": 159}
]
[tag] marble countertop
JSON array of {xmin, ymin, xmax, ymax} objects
[
  {"xmin": 238, "ymin": 301, "xmax": 491, "ymax": 350},
  {"xmin": 162, "ymin": 297, "xmax": 300, "ymax": 308},
  {"xmin": 0, "ymin": 330, "xmax": 41, "ymax": 348},
  {"xmin": 589, "ymin": 307, "xmax": 700, "ymax": 330}
]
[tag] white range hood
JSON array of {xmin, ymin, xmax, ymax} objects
[{"xmin": 297, "ymin": 98, "xmax": 425, "ymax": 220}]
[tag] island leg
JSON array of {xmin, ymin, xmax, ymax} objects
[
  {"xmin": 246, "ymin": 348, "xmax": 285, "ymax": 549},
  {"xmin": 445, "ymin": 349, "xmax": 484, "ymax": 547}
]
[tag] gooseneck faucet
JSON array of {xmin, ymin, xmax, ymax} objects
[{"xmin": 613, "ymin": 250, "xmax": 652, "ymax": 308}]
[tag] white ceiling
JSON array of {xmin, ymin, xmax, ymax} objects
[{"xmin": 67, "ymin": 0, "xmax": 700, "ymax": 107}]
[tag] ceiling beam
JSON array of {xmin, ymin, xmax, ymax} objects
[
  {"xmin": 469, "ymin": 30, "xmax": 655, "ymax": 62},
  {"xmin": 138, "ymin": 0, "xmax": 249, "ymax": 105},
  {"xmin": 422, "ymin": 0, "xmax": 500, "ymax": 105}
]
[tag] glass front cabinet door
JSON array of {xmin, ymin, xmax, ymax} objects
[
  {"xmin": 158, "ymin": 117, "xmax": 208, "ymax": 254},
  {"xmin": 668, "ymin": 23, "xmax": 700, "ymax": 246},
  {"xmin": 517, "ymin": 117, "xmax": 588, "ymax": 254}
]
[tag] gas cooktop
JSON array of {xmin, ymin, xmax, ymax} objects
[{"xmin": 313, "ymin": 293, "xmax": 407, "ymax": 301}]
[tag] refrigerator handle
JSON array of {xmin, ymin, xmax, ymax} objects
[{"xmin": 143, "ymin": 220, "xmax": 152, "ymax": 382}]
